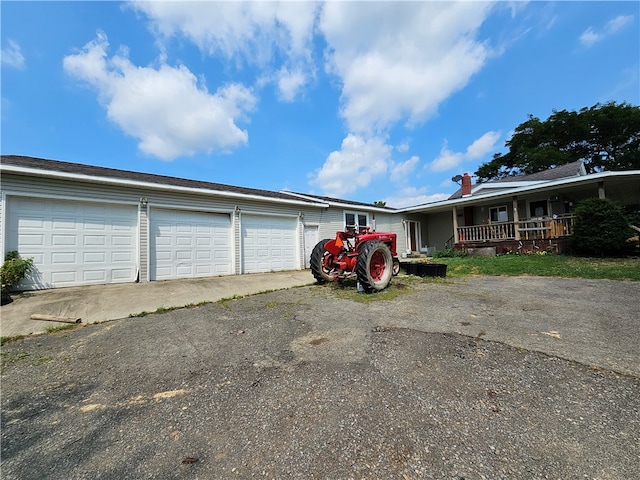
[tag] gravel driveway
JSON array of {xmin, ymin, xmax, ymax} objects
[{"xmin": 1, "ymin": 276, "xmax": 639, "ymax": 479}]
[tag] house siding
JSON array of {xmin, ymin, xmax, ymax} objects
[
  {"xmin": 0, "ymin": 172, "xmax": 327, "ymax": 288},
  {"xmin": 425, "ymin": 212, "xmax": 454, "ymax": 250}
]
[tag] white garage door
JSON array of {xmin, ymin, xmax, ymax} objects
[
  {"xmin": 242, "ymin": 215, "xmax": 297, "ymax": 274},
  {"xmin": 149, "ymin": 208, "xmax": 232, "ymax": 281},
  {"xmin": 6, "ymin": 197, "xmax": 138, "ymax": 289}
]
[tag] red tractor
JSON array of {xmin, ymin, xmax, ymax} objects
[{"xmin": 310, "ymin": 227, "xmax": 400, "ymax": 292}]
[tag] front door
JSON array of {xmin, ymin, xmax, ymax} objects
[{"xmin": 406, "ymin": 221, "xmax": 420, "ymax": 253}]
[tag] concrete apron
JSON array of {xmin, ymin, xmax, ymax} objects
[{"xmin": 0, "ymin": 270, "xmax": 314, "ymax": 338}]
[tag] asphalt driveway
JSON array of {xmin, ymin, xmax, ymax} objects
[{"xmin": 1, "ymin": 276, "xmax": 639, "ymax": 479}]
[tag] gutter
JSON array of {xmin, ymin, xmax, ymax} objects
[{"xmin": 280, "ymin": 190, "xmax": 397, "ymax": 213}]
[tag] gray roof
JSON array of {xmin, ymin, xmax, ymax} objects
[
  {"xmin": 448, "ymin": 160, "xmax": 586, "ymax": 200},
  {"xmin": 1, "ymin": 155, "xmax": 319, "ymax": 204},
  {"xmin": 282, "ymin": 191, "xmax": 397, "ymax": 211}
]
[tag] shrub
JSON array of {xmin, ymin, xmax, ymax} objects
[
  {"xmin": 1, "ymin": 251, "xmax": 34, "ymax": 303},
  {"xmin": 433, "ymin": 248, "xmax": 467, "ymax": 258},
  {"xmin": 571, "ymin": 198, "xmax": 633, "ymax": 257}
]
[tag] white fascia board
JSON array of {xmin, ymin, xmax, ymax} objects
[
  {"xmin": 471, "ymin": 181, "xmax": 542, "ymax": 195},
  {"xmin": 399, "ymin": 170, "xmax": 640, "ymax": 213},
  {"xmin": 280, "ymin": 190, "xmax": 395, "ymax": 213},
  {"xmin": 1, "ymin": 164, "xmax": 329, "ymax": 209}
]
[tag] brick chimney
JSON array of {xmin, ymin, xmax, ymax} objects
[{"xmin": 461, "ymin": 173, "xmax": 472, "ymax": 196}]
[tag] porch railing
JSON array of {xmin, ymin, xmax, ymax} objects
[{"xmin": 458, "ymin": 214, "xmax": 575, "ymax": 243}]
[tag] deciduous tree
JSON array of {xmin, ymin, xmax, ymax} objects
[{"xmin": 475, "ymin": 102, "xmax": 640, "ymax": 182}]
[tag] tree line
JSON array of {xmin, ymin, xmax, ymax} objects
[{"xmin": 475, "ymin": 101, "xmax": 640, "ymax": 182}]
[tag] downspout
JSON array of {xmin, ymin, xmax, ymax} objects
[
  {"xmin": 236, "ymin": 206, "xmax": 242, "ymax": 275},
  {"xmin": 598, "ymin": 181, "xmax": 605, "ymax": 199}
]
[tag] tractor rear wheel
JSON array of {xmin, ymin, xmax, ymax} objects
[
  {"xmin": 356, "ymin": 240, "xmax": 393, "ymax": 292},
  {"xmin": 310, "ymin": 239, "xmax": 337, "ymax": 284}
]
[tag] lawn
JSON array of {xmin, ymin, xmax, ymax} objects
[{"xmin": 434, "ymin": 254, "xmax": 640, "ymax": 281}]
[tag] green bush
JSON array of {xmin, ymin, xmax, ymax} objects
[
  {"xmin": 1, "ymin": 251, "xmax": 34, "ymax": 299},
  {"xmin": 432, "ymin": 248, "xmax": 467, "ymax": 258},
  {"xmin": 571, "ymin": 198, "xmax": 633, "ymax": 257}
]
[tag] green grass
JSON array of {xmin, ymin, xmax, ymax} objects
[
  {"xmin": 317, "ymin": 254, "xmax": 638, "ymax": 302},
  {"xmin": 435, "ymin": 255, "xmax": 640, "ymax": 281},
  {"xmin": 326, "ymin": 275, "xmax": 439, "ymax": 303},
  {"xmin": 45, "ymin": 323, "xmax": 83, "ymax": 334}
]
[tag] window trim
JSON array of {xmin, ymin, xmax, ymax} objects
[
  {"xmin": 489, "ymin": 205, "xmax": 508, "ymax": 223},
  {"xmin": 344, "ymin": 211, "xmax": 369, "ymax": 233}
]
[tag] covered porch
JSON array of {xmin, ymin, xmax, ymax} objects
[
  {"xmin": 457, "ymin": 214, "xmax": 575, "ymax": 242},
  {"xmin": 453, "ymin": 214, "xmax": 575, "ymax": 254},
  {"xmin": 402, "ymin": 170, "xmax": 640, "ymax": 256}
]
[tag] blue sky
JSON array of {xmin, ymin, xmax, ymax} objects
[{"xmin": 2, "ymin": 1, "xmax": 638, "ymax": 208}]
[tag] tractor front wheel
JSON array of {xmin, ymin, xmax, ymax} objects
[
  {"xmin": 356, "ymin": 240, "xmax": 393, "ymax": 292},
  {"xmin": 310, "ymin": 239, "xmax": 337, "ymax": 284}
]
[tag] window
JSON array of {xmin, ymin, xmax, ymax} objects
[
  {"xmin": 489, "ymin": 206, "xmax": 508, "ymax": 223},
  {"xmin": 529, "ymin": 200, "xmax": 548, "ymax": 218},
  {"xmin": 344, "ymin": 212, "xmax": 368, "ymax": 232}
]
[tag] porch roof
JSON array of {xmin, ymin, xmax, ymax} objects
[{"xmin": 398, "ymin": 170, "xmax": 640, "ymax": 214}]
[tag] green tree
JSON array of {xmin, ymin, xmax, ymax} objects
[
  {"xmin": 571, "ymin": 198, "xmax": 633, "ymax": 257},
  {"xmin": 475, "ymin": 102, "xmax": 640, "ymax": 182}
]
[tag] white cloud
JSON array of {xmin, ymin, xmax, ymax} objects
[
  {"xmin": 63, "ymin": 32, "xmax": 256, "ymax": 160},
  {"xmin": 430, "ymin": 142, "xmax": 464, "ymax": 172},
  {"xmin": 383, "ymin": 186, "xmax": 449, "ymax": 209},
  {"xmin": 129, "ymin": 0, "xmax": 319, "ymax": 101},
  {"xmin": 275, "ymin": 66, "xmax": 308, "ymax": 102},
  {"xmin": 580, "ymin": 14, "xmax": 634, "ymax": 47},
  {"xmin": 1, "ymin": 40, "xmax": 25, "ymax": 70},
  {"xmin": 606, "ymin": 14, "xmax": 634, "ymax": 33},
  {"xmin": 430, "ymin": 131, "xmax": 501, "ymax": 172},
  {"xmin": 310, "ymin": 134, "xmax": 390, "ymax": 198},
  {"xmin": 579, "ymin": 27, "xmax": 601, "ymax": 48},
  {"xmin": 389, "ymin": 155, "xmax": 419, "ymax": 184},
  {"xmin": 396, "ymin": 141, "xmax": 410, "ymax": 153},
  {"xmin": 466, "ymin": 130, "xmax": 502, "ymax": 160},
  {"xmin": 319, "ymin": 2, "xmax": 494, "ymax": 134}
]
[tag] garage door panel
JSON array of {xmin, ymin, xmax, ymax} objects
[
  {"xmin": 84, "ymin": 236, "xmax": 105, "ymax": 246},
  {"xmin": 52, "ymin": 218, "xmax": 76, "ymax": 229},
  {"xmin": 53, "ymin": 252, "xmax": 77, "ymax": 264},
  {"xmin": 7, "ymin": 198, "xmax": 138, "ymax": 289},
  {"xmin": 19, "ymin": 234, "xmax": 45, "ymax": 246},
  {"xmin": 83, "ymin": 270, "xmax": 107, "ymax": 282},
  {"xmin": 52, "ymin": 271, "xmax": 77, "ymax": 284},
  {"xmin": 83, "ymin": 252, "xmax": 105, "ymax": 263},
  {"xmin": 149, "ymin": 208, "xmax": 232, "ymax": 281},
  {"xmin": 112, "ymin": 251, "xmax": 132, "ymax": 262},
  {"xmin": 112, "ymin": 269, "xmax": 133, "ymax": 280},
  {"xmin": 112, "ymin": 236, "xmax": 133, "ymax": 246}
]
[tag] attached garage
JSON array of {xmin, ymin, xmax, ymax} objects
[
  {"xmin": 149, "ymin": 208, "xmax": 232, "ymax": 281},
  {"xmin": 6, "ymin": 196, "xmax": 138, "ymax": 289},
  {"xmin": 1, "ymin": 156, "xmax": 331, "ymax": 291},
  {"xmin": 241, "ymin": 214, "xmax": 298, "ymax": 273}
]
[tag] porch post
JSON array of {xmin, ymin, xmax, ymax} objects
[
  {"xmin": 512, "ymin": 196, "xmax": 520, "ymax": 241},
  {"xmin": 598, "ymin": 181, "xmax": 605, "ymax": 199},
  {"xmin": 452, "ymin": 207, "xmax": 459, "ymax": 244}
]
